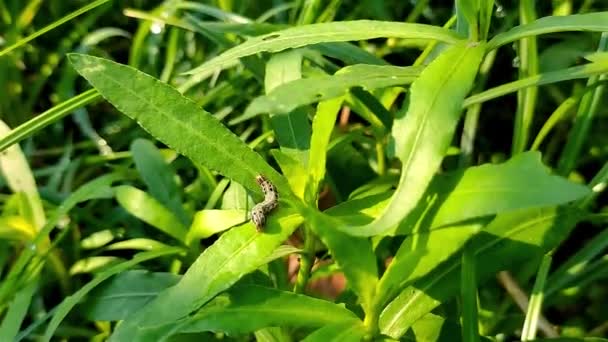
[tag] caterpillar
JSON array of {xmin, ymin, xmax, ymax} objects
[{"xmin": 251, "ymin": 175, "xmax": 279, "ymax": 231}]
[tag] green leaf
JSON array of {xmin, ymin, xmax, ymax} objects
[
  {"xmin": 82, "ymin": 270, "xmax": 180, "ymax": 321},
  {"xmin": 0, "ymin": 281, "xmax": 36, "ymax": 341},
  {"xmin": 131, "ymin": 139, "xmax": 189, "ymax": 225},
  {"xmin": 0, "ymin": 174, "xmax": 121, "ymax": 306},
  {"xmin": 326, "ymin": 192, "xmax": 392, "ymax": 225},
  {"xmin": 407, "ymin": 313, "xmax": 463, "ymax": 342},
  {"xmin": 345, "ymin": 41, "xmax": 485, "ymax": 236},
  {"xmin": 233, "ymin": 65, "xmax": 421, "ymax": 123},
  {"xmin": 185, "ymin": 20, "xmax": 462, "ymax": 75},
  {"xmin": 306, "ymin": 98, "xmax": 343, "ymax": 203},
  {"xmin": 488, "ymin": 12, "xmax": 608, "ymax": 50},
  {"xmin": 529, "ymin": 339, "xmax": 608, "ymax": 342},
  {"xmin": 220, "ymin": 181, "xmax": 253, "ymax": 210},
  {"xmin": 187, "ymin": 209, "xmax": 247, "ymax": 240},
  {"xmin": 67, "ymin": 53, "xmax": 296, "ymax": 204},
  {"xmin": 105, "ymin": 238, "xmax": 174, "ymax": 252},
  {"xmin": 329, "ymin": 151, "xmax": 589, "ymax": 236},
  {"xmin": 109, "ymin": 211, "xmax": 304, "ymax": 341},
  {"xmin": 42, "ymin": 247, "xmax": 182, "ymax": 342},
  {"xmin": 0, "ymin": 89, "xmax": 100, "ymax": 153},
  {"xmin": 0, "ymin": 120, "xmax": 46, "ymax": 230},
  {"xmin": 302, "ymin": 320, "xmax": 367, "ymax": 342},
  {"xmin": 115, "ymin": 185, "xmax": 187, "ymax": 242},
  {"xmin": 180, "ymin": 285, "xmax": 359, "ymax": 334},
  {"xmin": 0, "ymin": 0, "xmax": 111, "ymax": 57},
  {"xmin": 269, "ymin": 107, "xmax": 312, "ymax": 164},
  {"xmin": 379, "ymin": 206, "xmax": 583, "ymax": 339},
  {"xmin": 409, "ymin": 151, "xmax": 590, "ymax": 230},
  {"xmin": 302, "ymin": 207, "xmax": 378, "ymax": 314},
  {"xmin": 271, "ymin": 150, "xmax": 308, "ymax": 199},
  {"xmin": 264, "ymin": 50, "xmax": 311, "ymax": 165},
  {"xmin": 376, "ymin": 222, "xmax": 483, "ymax": 309},
  {"xmin": 326, "ymin": 134, "xmax": 377, "ymax": 199},
  {"xmin": 460, "ymin": 245, "xmax": 480, "ymax": 342},
  {"xmin": 463, "ymin": 60, "xmax": 608, "ymax": 108}
]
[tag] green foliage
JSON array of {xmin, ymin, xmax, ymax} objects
[{"xmin": 1, "ymin": 1, "xmax": 608, "ymax": 341}]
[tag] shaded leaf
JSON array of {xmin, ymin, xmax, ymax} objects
[
  {"xmin": 109, "ymin": 211, "xmax": 303, "ymax": 341},
  {"xmin": 42, "ymin": 247, "xmax": 183, "ymax": 341},
  {"xmin": 306, "ymin": 98, "xmax": 343, "ymax": 203},
  {"xmin": 0, "ymin": 120, "xmax": 45, "ymax": 230},
  {"xmin": 82, "ymin": 270, "xmax": 180, "ymax": 321},
  {"xmin": 376, "ymin": 222, "xmax": 483, "ymax": 308},
  {"xmin": 488, "ymin": 12, "xmax": 608, "ymax": 50},
  {"xmin": 115, "ymin": 185, "xmax": 187, "ymax": 242},
  {"xmin": 302, "ymin": 207, "xmax": 378, "ymax": 313},
  {"xmin": 131, "ymin": 139, "xmax": 189, "ymax": 225},
  {"xmin": 379, "ymin": 206, "xmax": 583, "ymax": 338}
]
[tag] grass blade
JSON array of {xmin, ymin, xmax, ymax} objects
[
  {"xmin": 0, "ymin": 0, "xmax": 110, "ymax": 57},
  {"xmin": 109, "ymin": 212, "xmax": 303, "ymax": 341},
  {"xmin": 487, "ymin": 12, "xmax": 608, "ymax": 50},
  {"xmin": 521, "ymin": 253, "xmax": 552, "ymax": 341},
  {"xmin": 460, "ymin": 245, "xmax": 480, "ymax": 342},
  {"xmin": 0, "ymin": 89, "xmax": 100, "ymax": 153},
  {"xmin": 463, "ymin": 60, "xmax": 608, "ymax": 107},
  {"xmin": 42, "ymin": 247, "xmax": 183, "ymax": 342}
]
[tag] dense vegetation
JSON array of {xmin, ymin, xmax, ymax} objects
[{"xmin": 0, "ymin": 0, "xmax": 607, "ymax": 341}]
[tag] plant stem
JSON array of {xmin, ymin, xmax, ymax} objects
[
  {"xmin": 293, "ymin": 226, "xmax": 314, "ymax": 293},
  {"xmin": 521, "ymin": 253, "xmax": 553, "ymax": 341}
]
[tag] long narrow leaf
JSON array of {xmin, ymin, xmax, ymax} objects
[
  {"xmin": 68, "ymin": 54, "xmax": 296, "ymax": 203},
  {"xmin": 185, "ymin": 21, "xmax": 462, "ymax": 75},
  {"xmin": 487, "ymin": 12, "xmax": 608, "ymax": 50},
  {"xmin": 0, "ymin": 89, "xmax": 100, "ymax": 152},
  {"xmin": 344, "ymin": 41, "xmax": 485, "ymax": 236},
  {"xmin": 180, "ymin": 285, "xmax": 359, "ymax": 334},
  {"xmin": 234, "ymin": 65, "xmax": 422, "ymax": 123}
]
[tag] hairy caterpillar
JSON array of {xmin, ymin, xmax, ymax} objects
[{"xmin": 251, "ymin": 175, "xmax": 278, "ymax": 231}]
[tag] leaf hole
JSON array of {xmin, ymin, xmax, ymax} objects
[{"xmin": 262, "ymin": 34, "xmax": 281, "ymax": 41}]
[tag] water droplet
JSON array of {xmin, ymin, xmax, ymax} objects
[
  {"xmin": 592, "ymin": 182, "xmax": 606, "ymax": 193},
  {"xmin": 150, "ymin": 22, "xmax": 164, "ymax": 34},
  {"xmin": 495, "ymin": 3, "xmax": 506, "ymax": 18},
  {"xmin": 512, "ymin": 56, "xmax": 520, "ymax": 68}
]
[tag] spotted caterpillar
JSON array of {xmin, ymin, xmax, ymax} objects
[{"xmin": 251, "ymin": 175, "xmax": 278, "ymax": 231}]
